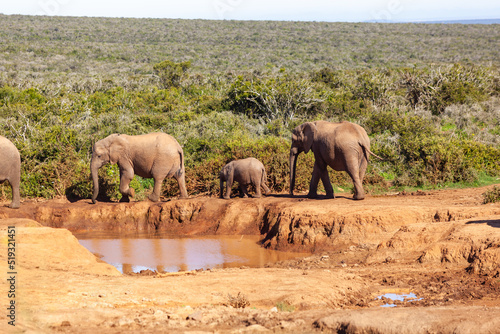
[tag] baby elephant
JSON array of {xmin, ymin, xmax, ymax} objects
[{"xmin": 220, "ymin": 157, "xmax": 271, "ymax": 199}]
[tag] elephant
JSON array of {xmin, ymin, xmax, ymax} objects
[
  {"xmin": 0, "ymin": 135, "xmax": 21, "ymax": 209},
  {"xmin": 289, "ymin": 121, "xmax": 382, "ymax": 200},
  {"xmin": 220, "ymin": 157, "xmax": 271, "ymax": 199},
  {"xmin": 91, "ymin": 132, "xmax": 188, "ymax": 203}
]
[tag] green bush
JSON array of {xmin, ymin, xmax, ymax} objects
[
  {"xmin": 400, "ymin": 64, "xmax": 495, "ymax": 115},
  {"xmin": 153, "ymin": 60, "xmax": 191, "ymax": 89},
  {"xmin": 226, "ymin": 73, "xmax": 323, "ymax": 128},
  {"xmin": 483, "ymin": 186, "xmax": 500, "ymax": 204}
]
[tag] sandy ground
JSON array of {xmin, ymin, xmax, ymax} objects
[{"xmin": 1, "ymin": 185, "xmax": 500, "ymax": 333}]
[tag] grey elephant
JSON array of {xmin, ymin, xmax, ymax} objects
[
  {"xmin": 220, "ymin": 157, "xmax": 271, "ymax": 199},
  {"xmin": 0, "ymin": 135, "xmax": 21, "ymax": 209},
  {"xmin": 289, "ymin": 121, "xmax": 382, "ymax": 200},
  {"xmin": 91, "ymin": 132, "xmax": 188, "ymax": 203}
]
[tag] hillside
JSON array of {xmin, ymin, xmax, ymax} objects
[{"xmin": 0, "ymin": 14, "xmax": 499, "ymax": 78}]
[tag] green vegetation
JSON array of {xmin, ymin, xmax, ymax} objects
[
  {"xmin": 226, "ymin": 292, "xmax": 250, "ymax": 308},
  {"xmin": 0, "ymin": 15, "xmax": 499, "ymax": 201},
  {"xmin": 276, "ymin": 300, "xmax": 295, "ymax": 312},
  {"xmin": 483, "ymin": 186, "xmax": 500, "ymax": 204}
]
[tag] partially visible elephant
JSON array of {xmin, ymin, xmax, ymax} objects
[
  {"xmin": 220, "ymin": 157, "xmax": 271, "ymax": 199},
  {"xmin": 289, "ymin": 121, "xmax": 382, "ymax": 200},
  {"xmin": 91, "ymin": 132, "xmax": 188, "ymax": 203},
  {"xmin": 0, "ymin": 135, "xmax": 21, "ymax": 209}
]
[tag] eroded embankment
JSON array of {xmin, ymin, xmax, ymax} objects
[
  {"xmin": 1, "ymin": 188, "xmax": 500, "ymax": 274},
  {"xmin": 2, "ymin": 187, "xmax": 500, "ymax": 334}
]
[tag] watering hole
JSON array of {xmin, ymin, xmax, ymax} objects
[
  {"xmin": 75, "ymin": 231, "xmax": 310, "ymax": 274},
  {"xmin": 377, "ymin": 292, "xmax": 423, "ymax": 307}
]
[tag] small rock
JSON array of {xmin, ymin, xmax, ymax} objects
[
  {"xmin": 154, "ymin": 309, "xmax": 164, "ymax": 316},
  {"xmin": 242, "ymin": 324, "xmax": 270, "ymax": 332},
  {"xmin": 60, "ymin": 321, "xmax": 71, "ymax": 327},
  {"xmin": 270, "ymin": 307, "xmax": 278, "ymax": 312},
  {"xmin": 187, "ymin": 310, "xmax": 203, "ymax": 321},
  {"xmin": 117, "ymin": 318, "xmax": 134, "ymax": 327}
]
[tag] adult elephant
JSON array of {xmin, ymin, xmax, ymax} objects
[
  {"xmin": 91, "ymin": 132, "xmax": 188, "ymax": 203},
  {"xmin": 0, "ymin": 135, "xmax": 21, "ymax": 209},
  {"xmin": 219, "ymin": 157, "xmax": 271, "ymax": 199},
  {"xmin": 289, "ymin": 121, "xmax": 381, "ymax": 200}
]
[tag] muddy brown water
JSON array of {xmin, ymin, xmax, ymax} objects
[{"xmin": 74, "ymin": 232, "xmax": 310, "ymax": 274}]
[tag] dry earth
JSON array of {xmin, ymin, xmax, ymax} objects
[{"xmin": 1, "ymin": 185, "xmax": 500, "ymax": 333}]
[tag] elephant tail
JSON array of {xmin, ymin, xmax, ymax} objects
[
  {"xmin": 175, "ymin": 147, "xmax": 185, "ymax": 179},
  {"xmin": 261, "ymin": 167, "xmax": 267, "ymax": 185},
  {"xmin": 360, "ymin": 143, "xmax": 384, "ymax": 161}
]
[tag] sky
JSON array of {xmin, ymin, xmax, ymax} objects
[{"xmin": 0, "ymin": 0, "xmax": 499, "ymax": 22}]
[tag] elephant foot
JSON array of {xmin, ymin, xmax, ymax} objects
[
  {"xmin": 353, "ymin": 194, "xmax": 365, "ymax": 200},
  {"xmin": 326, "ymin": 193, "xmax": 335, "ymax": 199},
  {"xmin": 223, "ymin": 196, "xmax": 230, "ymax": 200},
  {"xmin": 9, "ymin": 203, "xmax": 20, "ymax": 209},
  {"xmin": 307, "ymin": 192, "xmax": 318, "ymax": 199},
  {"xmin": 253, "ymin": 194, "xmax": 262, "ymax": 198}
]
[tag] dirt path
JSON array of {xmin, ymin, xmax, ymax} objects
[{"xmin": 1, "ymin": 186, "xmax": 500, "ymax": 333}]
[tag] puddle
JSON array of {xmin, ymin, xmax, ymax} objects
[
  {"xmin": 376, "ymin": 292, "xmax": 423, "ymax": 307},
  {"xmin": 74, "ymin": 231, "xmax": 310, "ymax": 274}
]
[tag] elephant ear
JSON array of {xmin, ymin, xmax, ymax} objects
[
  {"xmin": 301, "ymin": 122, "xmax": 316, "ymax": 154},
  {"xmin": 109, "ymin": 135, "xmax": 127, "ymax": 164}
]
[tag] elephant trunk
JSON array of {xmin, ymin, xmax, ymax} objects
[
  {"xmin": 91, "ymin": 159, "xmax": 100, "ymax": 204},
  {"xmin": 289, "ymin": 147, "xmax": 299, "ymax": 196}
]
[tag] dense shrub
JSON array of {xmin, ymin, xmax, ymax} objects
[
  {"xmin": 153, "ymin": 60, "xmax": 191, "ymax": 89},
  {"xmin": 483, "ymin": 186, "xmax": 500, "ymax": 204},
  {"xmin": 226, "ymin": 73, "xmax": 323, "ymax": 129},
  {"xmin": 400, "ymin": 64, "xmax": 497, "ymax": 114}
]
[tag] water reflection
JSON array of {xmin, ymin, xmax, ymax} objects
[{"xmin": 74, "ymin": 232, "xmax": 309, "ymax": 274}]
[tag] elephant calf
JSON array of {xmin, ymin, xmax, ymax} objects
[
  {"xmin": 0, "ymin": 135, "xmax": 21, "ymax": 209},
  {"xmin": 220, "ymin": 157, "xmax": 271, "ymax": 199},
  {"xmin": 91, "ymin": 132, "xmax": 188, "ymax": 203}
]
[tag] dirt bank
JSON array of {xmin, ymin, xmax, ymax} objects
[{"xmin": 1, "ymin": 186, "xmax": 500, "ymax": 333}]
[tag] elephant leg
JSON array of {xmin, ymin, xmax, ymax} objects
[
  {"xmin": 174, "ymin": 171, "xmax": 188, "ymax": 199},
  {"xmin": 345, "ymin": 160, "xmax": 365, "ymax": 200},
  {"xmin": 253, "ymin": 180, "xmax": 262, "ymax": 198},
  {"xmin": 320, "ymin": 169, "xmax": 334, "ymax": 199},
  {"xmin": 220, "ymin": 179, "xmax": 225, "ymax": 199},
  {"xmin": 119, "ymin": 167, "xmax": 135, "ymax": 202},
  {"xmin": 308, "ymin": 163, "xmax": 322, "ymax": 199},
  {"xmin": 148, "ymin": 175, "xmax": 165, "ymax": 202},
  {"xmin": 9, "ymin": 177, "xmax": 20, "ymax": 209},
  {"xmin": 224, "ymin": 176, "xmax": 233, "ymax": 200},
  {"xmin": 262, "ymin": 182, "xmax": 271, "ymax": 196},
  {"xmin": 359, "ymin": 157, "xmax": 368, "ymax": 184},
  {"xmin": 239, "ymin": 184, "xmax": 249, "ymax": 198}
]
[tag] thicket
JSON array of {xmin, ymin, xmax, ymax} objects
[{"xmin": 0, "ymin": 15, "xmax": 499, "ymax": 201}]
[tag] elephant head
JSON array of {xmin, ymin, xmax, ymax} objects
[
  {"xmin": 90, "ymin": 134, "xmax": 125, "ymax": 204},
  {"xmin": 289, "ymin": 122, "xmax": 316, "ymax": 195}
]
